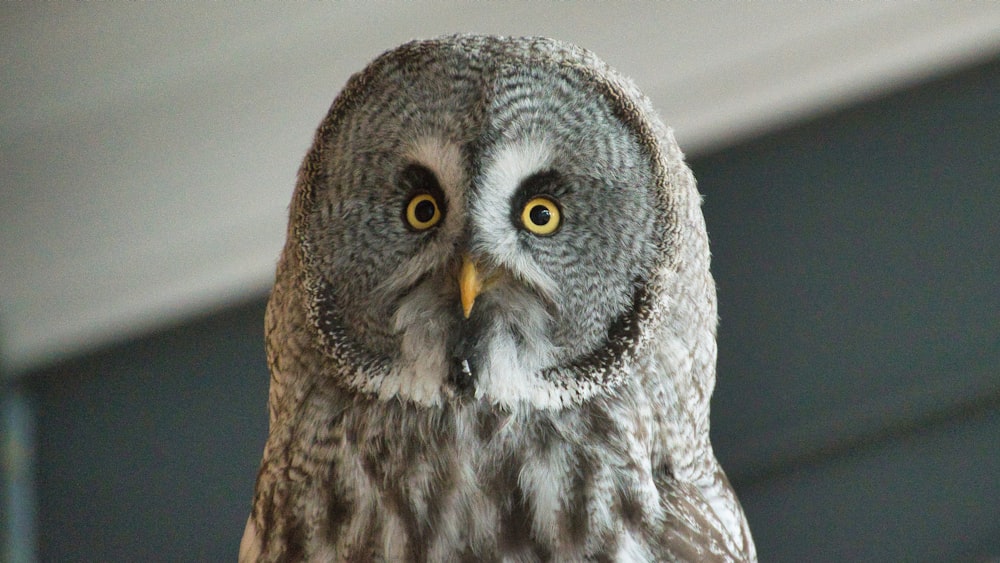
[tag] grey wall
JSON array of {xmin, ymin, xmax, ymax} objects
[
  {"xmin": 699, "ymin": 55, "xmax": 1000, "ymax": 560},
  {"xmin": 10, "ymin": 56, "xmax": 999, "ymax": 561},
  {"xmin": 22, "ymin": 301, "xmax": 270, "ymax": 561}
]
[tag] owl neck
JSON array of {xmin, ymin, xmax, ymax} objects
[{"xmin": 263, "ymin": 377, "xmax": 669, "ymax": 560}]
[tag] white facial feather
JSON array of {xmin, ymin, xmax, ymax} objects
[
  {"xmin": 376, "ymin": 135, "xmax": 468, "ymax": 300},
  {"xmin": 362, "ymin": 136, "xmax": 472, "ymax": 406},
  {"xmin": 405, "ymin": 136, "xmax": 467, "ymax": 220},
  {"xmin": 617, "ymin": 531, "xmax": 655, "ymax": 563},
  {"xmin": 472, "ymin": 139, "xmax": 559, "ymax": 295},
  {"xmin": 389, "ymin": 283, "xmax": 451, "ymax": 405},
  {"xmin": 381, "ymin": 512, "xmax": 407, "ymax": 559},
  {"xmin": 519, "ymin": 444, "xmax": 571, "ymax": 547}
]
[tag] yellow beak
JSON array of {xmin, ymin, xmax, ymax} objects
[{"xmin": 459, "ymin": 255, "xmax": 482, "ymax": 319}]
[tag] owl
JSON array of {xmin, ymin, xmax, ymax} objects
[{"xmin": 240, "ymin": 35, "xmax": 756, "ymax": 562}]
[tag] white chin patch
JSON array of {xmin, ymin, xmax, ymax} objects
[
  {"xmin": 471, "ymin": 293, "xmax": 565, "ymax": 410},
  {"xmin": 387, "ymin": 276, "xmax": 570, "ymax": 410},
  {"xmin": 383, "ymin": 285, "xmax": 453, "ymax": 406},
  {"xmin": 475, "ymin": 329, "xmax": 532, "ymax": 405}
]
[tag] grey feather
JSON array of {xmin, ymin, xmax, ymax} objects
[{"xmin": 241, "ymin": 34, "xmax": 756, "ymax": 562}]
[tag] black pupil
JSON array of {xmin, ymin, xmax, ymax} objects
[
  {"xmin": 414, "ymin": 199, "xmax": 436, "ymax": 223},
  {"xmin": 529, "ymin": 204, "xmax": 551, "ymax": 226}
]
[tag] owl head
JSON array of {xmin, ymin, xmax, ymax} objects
[{"xmin": 278, "ymin": 35, "xmax": 713, "ymax": 411}]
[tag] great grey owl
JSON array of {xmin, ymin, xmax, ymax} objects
[{"xmin": 241, "ymin": 35, "xmax": 756, "ymax": 562}]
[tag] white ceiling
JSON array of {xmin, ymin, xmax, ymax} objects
[{"xmin": 3, "ymin": 2, "xmax": 1000, "ymax": 375}]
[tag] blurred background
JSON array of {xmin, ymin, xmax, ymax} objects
[{"xmin": 2, "ymin": 3, "xmax": 999, "ymax": 561}]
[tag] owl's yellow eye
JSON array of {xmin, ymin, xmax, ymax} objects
[
  {"xmin": 520, "ymin": 196, "xmax": 561, "ymax": 235},
  {"xmin": 405, "ymin": 193, "xmax": 442, "ymax": 230}
]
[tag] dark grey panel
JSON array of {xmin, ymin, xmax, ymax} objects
[
  {"xmin": 26, "ymin": 299, "xmax": 270, "ymax": 562},
  {"xmin": 738, "ymin": 405, "xmax": 1000, "ymax": 562},
  {"xmin": 698, "ymin": 57, "xmax": 1000, "ymax": 481}
]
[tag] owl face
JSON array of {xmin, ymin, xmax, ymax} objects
[{"xmin": 299, "ymin": 38, "xmax": 664, "ymax": 409}]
